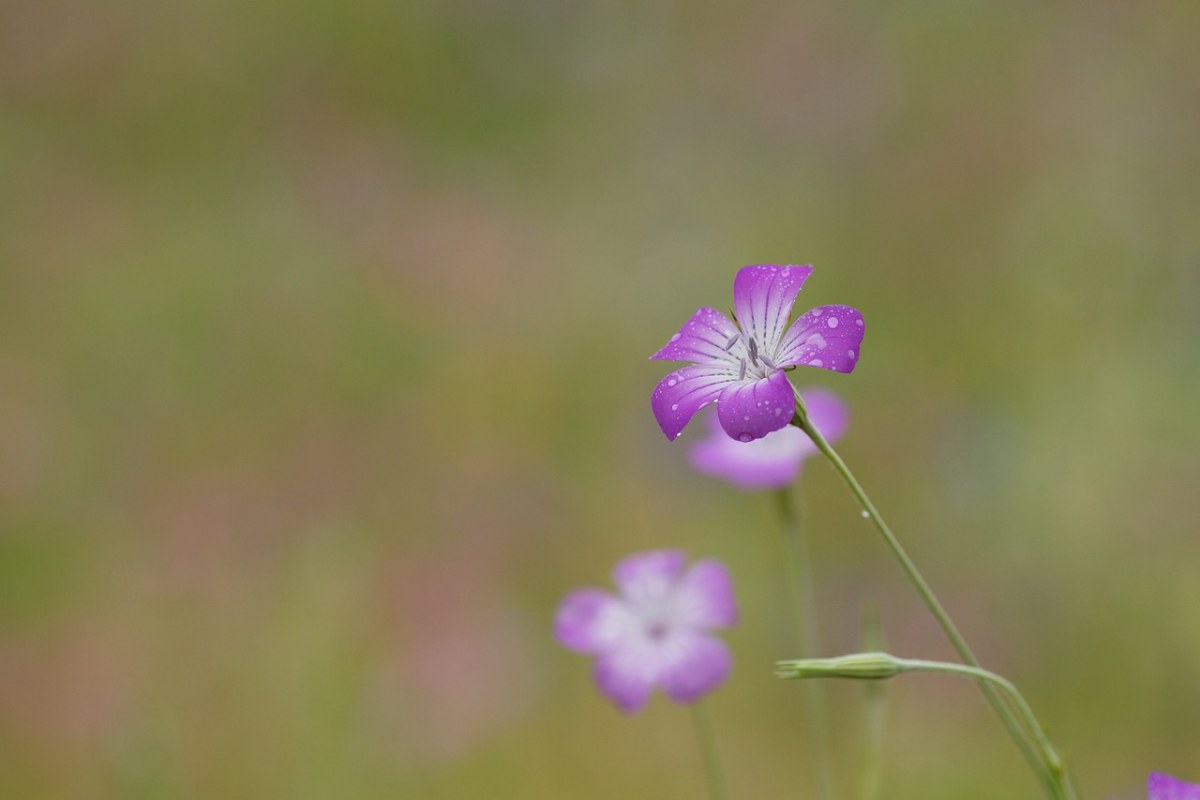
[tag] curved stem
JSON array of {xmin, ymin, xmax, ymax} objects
[
  {"xmin": 778, "ymin": 653, "xmax": 1076, "ymax": 799},
  {"xmin": 692, "ymin": 701, "xmax": 730, "ymax": 800},
  {"xmin": 790, "ymin": 389, "xmax": 1074, "ymax": 799},
  {"xmin": 891, "ymin": 659, "xmax": 1066, "ymax": 783},
  {"xmin": 775, "ymin": 490, "xmax": 835, "ymax": 800}
]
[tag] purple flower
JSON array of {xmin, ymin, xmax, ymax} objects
[
  {"xmin": 651, "ymin": 264, "xmax": 864, "ymax": 443},
  {"xmin": 689, "ymin": 386, "xmax": 849, "ymax": 490},
  {"xmin": 1150, "ymin": 773, "xmax": 1200, "ymax": 800},
  {"xmin": 554, "ymin": 550, "xmax": 737, "ymax": 714}
]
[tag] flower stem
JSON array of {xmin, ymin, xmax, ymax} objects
[
  {"xmin": 885, "ymin": 658, "xmax": 1068, "ymax": 789},
  {"xmin": 790, "ymin": 390, "xmax": 1075, "ymax": 800},
  {"xmin": 857, "ymin": 606, "xmax": 888, "ymax": 800},
  {"xmin": 692, "ymin": 701, "xmax": 730, "ymax": 800},
  {"xmin": 775, "ymin": 489, "xmax": 835, "ymax": 800},
  {"xmin": 778, "ymin": 653, "xmax": 1077, "ymax": 800}
]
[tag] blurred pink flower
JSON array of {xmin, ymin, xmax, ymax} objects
[
  {"xmin": 555, "ymin": 550, "xmax": 737, "ymax": 713},
  {"xmin": 689, "ymin": 386, "xmax": 848, "ymax": 490},
  {"xmin": 1150, "ymin": 773, "xmax": 1200, "ymax": 800}
]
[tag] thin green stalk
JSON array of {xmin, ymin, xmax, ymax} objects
[
  {"xmin": 859, "ymin": 676, "xmax": 887, "ymax": 800},
  {"xmin": 775, "ymin": 489, "xmax": 835, "ymax": 800},
  {"xmin": 778, "ymin": 653, "xmax": 1076, "ymax": 799},
  {"xmin": 692, "ymin": 701, "xmax": 730, "ymax": 800},
  {"xmin": 888, "ymin": 659, "xmax": 1067, "ymax": 783},
  {"xmin": 858, "ymin": 606, "xmax": 887, "ymax": 800},
  {"xmin": 790, "ymin": 387, "xmax": 1074, "ymax": 800}
]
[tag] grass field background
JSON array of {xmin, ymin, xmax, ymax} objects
[{"xmin": 2, "ymin": 1, "xmax": 1199, "ymax": 797}]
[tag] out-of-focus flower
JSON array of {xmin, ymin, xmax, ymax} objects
[
  {"xmin": 650, "ymin": 264, "xmax": 864, "ymax": 443},
  {"xmin": 554, "ymin": 550, "xmax": 737, "ymax": 714},
  {"xmin": 689, "ymin": 386, "xmax": 849, "ymax": 490},
  {"xmin": 1149, "ymin": 773, "xmax": 1200, "ymax": 800}
]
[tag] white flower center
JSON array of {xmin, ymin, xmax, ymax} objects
[
  {"xmin": 629, "ymin": 595, "xmax": 682, "ymax": 644},
  {"xmin": 719, "ymin": 331, "xmax": 780, "ymax": 381}
]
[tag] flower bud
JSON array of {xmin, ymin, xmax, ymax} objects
[{"xmin": 775, "ymin": 652, "xmax": 904, "ymax": 681}]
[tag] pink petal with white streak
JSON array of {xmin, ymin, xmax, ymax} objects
[
  {"xmin": 554, "ymin": 589, "xmax": 633, "ymax": 654},
  {"xmin": 650, "ymin": 307, "xmax": 738, "ymax": 363},
  {"xmin": 613, "ymin": 550, "xmax": 687, "ymax": 605},
  {"xmin": 776, "ymin": 304, "xmax": 865, "ymax": 373},
  {"xmin": 673, "ymin": 560, "xmax": 737, "ymax": 629},
  {"xmin": 651, "ymin": 365, "xmax": 738, "ymax": 441},
  {"xmin": 658, "ymin": 634, "xmax": 733, "ymax": 704},
  {"xmin": 715, "ymin": 370, "xmax": 795, "ymax": 442},
  {"xmin": 731, "ymin": 265, "xmax": 813, "ymax": 350}
]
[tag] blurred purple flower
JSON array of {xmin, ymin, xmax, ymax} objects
[
  {"xmin": 555, "ymin": 550, "xmax": 737, "ymax": 714},
  {"xmin": 689, "ymin": 386, "xmax": 849, "ymax": 490},
  {"xmin": 651, "ymin": 264, "xmax": 864, "ymax": 443},
  {"xmin": 1150, "ymin": 773, "xmax": 1200, "ymax": 800}
]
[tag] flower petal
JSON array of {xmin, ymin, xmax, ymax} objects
[
  {"xmin": 650, "ymin": 307, "xmax": 739, "ymax": 363},
  {"xmin": 658, "ymin": 633, "xmax": 733, "ymax": 704},
  {"xmin": 554, "ymin": 589, "xmax": 632, "ymax": 654},
  {"xmin": 801, "ymin": 386, "xmax": 850, "ymax": 443},
  {"xmin": 776, "ymin": 305, "xmax": 865, "ymax": 373},
  {"xmin": 1149, "ymin": 773, "xmax": 1200, "ymax": 800},
  {"xmin": 593, "ymin": 647, "xmax": 656, "ymax": 714},
  {"xmin": 689, "ymin": 412, "xmax": 810, "ymax": 490},
  {"xmin": 651, "ymin": 365, "xmax": 739, "ymax": 441},
  {"xmin": 716, "ymin": 370, "xmax": 795, "ymax": 443},
  {"xmin": 732, "ymin": 265, "xmax": 813, "ymax": 351},
  {"xmin": 613, "ymin": 550, "xmax": 687, "ymax": 605},
  {"xmin": 673, "ymin": 559, "xmax": 737, "ymax": 629}
]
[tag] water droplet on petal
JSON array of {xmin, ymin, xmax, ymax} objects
[
  {"xmin": 809, "ymin": 359, "xmax": 824, "ymax": 368},
  {"xmin": 812, "ymin": 308, "xmax": 823, "ymax": 316},
  {"xmin": 667, "ymin": 378, "xmax": 677, "ymax": 387},
  {"xmin": 671, "ymin": 403, "xmax": 679, "ymax": 411},
  {"xmin": 774, "ymin": 407, "xmax": 782, "ymax": 416},
  {"xmin": 738, "ymin": 433, "xmax": 753, "ymax": 443},
  {"xmin": 743, "ymin": 415, "xmax": 750, "ymax": 421},
  {"xmin": 670, "ymin": 332, "xmax": 681, "ymax": 341},
  {"xmin": 827, "ymin": 317, "xmax": 839, "ymax": 329},
  {"xmin": 848, "ymin": 350, "xmax": 856, "ymax": 358},
  {"xmin": 855, "ymin": 318, "xmax": 864, "ymax": 326}
]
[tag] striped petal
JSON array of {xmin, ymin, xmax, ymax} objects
[
  {"xmin": 776, "ymin": 304, "xmax": 865, "ymax": 373},
  {"xmin": 650, "ymin": 307, "xmax": 738, "ymax": 363},
  {"xmin": 715, "ymin": 370, "xmax": 795, "ymax": 443},
  {"xmin": 732, "ymin": 265, "xmax": 813, "ymax": 351},
  {"xmin": 651, "ymin": 364, "xmax": 739, "ymax": 441}
]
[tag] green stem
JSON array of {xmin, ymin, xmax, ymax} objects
[
  {"xmin": 888, "ymin": 659, "xmax": 1067, "ymax": 784},
  {"xmin": 858, "ymin": 606, "xmax": 887, "ymax": 800},
  {"xmin": 778, "ymin": 653, "xmax": 1075, "ymax": 800},
  {"xmin": 790, "ymin": 388, "xmax": 1074, "ymax": 800},
  {"xmin": 775, "ymin": 489, "xmax": 835, "ymax": 800},
  {"xmin": 692, "ymin": 701, "xmax": 730, "ymax": 800}
]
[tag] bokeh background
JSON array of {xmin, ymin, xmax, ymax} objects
[{"xmin": 2, "ymin": 1, "xmax": 1199, "ymax": 797}]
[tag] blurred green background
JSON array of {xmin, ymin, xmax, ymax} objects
[{"xmin": 2, "ymin": 0, "xmax": 1198, "ymax": 797}]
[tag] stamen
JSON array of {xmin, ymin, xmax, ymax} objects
[
  {"xmin": 748, "ymin": 337, "xmax": 759, "ymax": 366},
  {"xmin": 723, "ymin": 333, "xmax": 740, "ymax": 351},
  {"xmin": 738, "ymin": 359, "xmax": 747, "ymax": 380}
]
